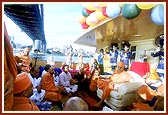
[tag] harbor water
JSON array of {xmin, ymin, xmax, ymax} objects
[{"xmin": 30, "ymin": 53, "xmax": 93, "ymax": 64}]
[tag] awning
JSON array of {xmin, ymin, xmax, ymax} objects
[{"xmin": 74, "ymin": 9, "xmax": 164, "ymax": 50}]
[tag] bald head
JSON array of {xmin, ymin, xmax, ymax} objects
[
  {"xmin": 63, "ymin": 97, "xmax": 88, "ymax": 111},
  {"xmin": 116, "ymin": 62, "xmax": 125, "ymax": 73}
]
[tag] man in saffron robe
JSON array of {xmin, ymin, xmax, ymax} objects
[
  {"xmin": 40, "ymin": 66, "xmax": 65, "ymax": 102},
  {"xmin": 12, "ymin": 72, "xmax": 40, "ymax": 111},
  {"xmin": 89, "ymin": 69, "xmax": 100, "ymax": 92},
  {"xmin": 15, "ymin": 47, "xmax": 32, "ymax": 73},
  {"xmin": 4, "ymin": 22, "xmax": 17, "ymax": 111},
  {"xmin": 94, "ymin": 62, "xmax": 132, "ymax": 107}
]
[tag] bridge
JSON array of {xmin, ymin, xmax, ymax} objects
[{"xmin": 4, "ymin": 4, "xmax": 46, "ymax": 52}]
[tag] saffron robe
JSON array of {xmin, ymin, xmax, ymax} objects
[
  {"xmin": 12, "ymin": 97, "xmax": 40, "ymax": 111},
  {"xmin": 4, "ymin": 22, "xmax": 17, "ymax": 111},
  {"xmin": 40, "ymin": 73, "xmax": 62, "ymax": 102},
  {"xmin": 97, "ymin": 71, "xmax": 132, "ymax": 100}
]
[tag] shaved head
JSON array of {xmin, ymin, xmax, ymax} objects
[
  {"xmin": 116, "ymin": 62, "xmax": 125, "ymax": 73},
  {"xmin": 63, "ymin": 97, "xmax": 88, "ymax": 111},
  {"xmin": 118, "ymin": 62, "xmax": 125, "ymax": 67}
]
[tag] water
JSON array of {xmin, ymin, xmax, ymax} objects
[{"xmin": 30, "ymin": 53, "xmax": 93, "ymax": 64}]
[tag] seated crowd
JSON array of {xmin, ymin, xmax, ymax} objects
[{"xmin": 4, "ymin": 26, "xmax": 164, "ymax": 111}]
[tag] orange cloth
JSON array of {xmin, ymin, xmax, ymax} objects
[
  {"xmin": 40, "ymin": 73, "xmax": 62, "ymax": 101},
  {"xmin": 16, "ymin": 48, "xmax": 31, "ymax": 72},
  {"xmin": 137, "ymin": 85, "xmax": 156, "ymax": 101},
  {"xmin": 97, "ymin": 71, "xmax": 132, "ymax": 100},
  {"xmin": 89, "ymin": 74, "xmax": 99, "ymax": 92},
  {"xmin": 14, "ymin": 72, "xmax": 31, "ymax": 94},
  {"xmin": 12, "ymin": 97, "xmax": 39, "ymax": 111},
  {"xmin": 133, "ymin": 102, "xmax": 154, "ymax": 111},
  {"xmin": 157, "ymin": 84, "xmax": 164, "ymax": 96},
  {"xmin": 19, "ymin": 54, "xmax": 31, "ymax": 66},
  {"xmin": 4, "ymin": 22, "xmax": 17, "ymax": 111}
]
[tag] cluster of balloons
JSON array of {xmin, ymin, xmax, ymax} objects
[{"xmin": 78, "ymin": 3, "xmax": 164, "ymax": 29}]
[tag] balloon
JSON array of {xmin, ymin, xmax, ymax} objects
[
  {"xmin": 151, "ymin": 4, "xmax": 164, "ymax": 25},
  {"xmin": 86, "ymin": 13, "xmax": 99, "ymax": 26},
  {"xmin": 78, "ymin": 15, "xmax": 86, "ymax": 24},
  {"xmin": 98, "ymin": 3, "xmax": 107, "ymax": 7},
  {"xmin": 81, "ymin": 22, "xmax": 89, "ymax": 29},
  {"xmin": 82, "ymin": 7, "xmax": 90, "ymax": 17},
  {"xmin": 85, "ymin": 4, "xmax": 97, "ymax": 11},
  {"xmin": 87, "ymin": 12, "xmax": 99, "ymax": 23},
  {"xmin": 106, "ymin": 4, "xmax": 121, "ymax": 18},
  {"xmin": 122, "ymin": 4, "xmax": 141, "ymax": 19},
  {"xmin": 136, "ymin": 4, "xmax": 156, "ymax": 10},
  {"xmin": 86, "ymin": 8, "xmax": 95, "ymax": 14},
  {"xmin": 119, "ymin": 3, "xmax": 124, "ymax": 8},
  {"xmin": 95, "ymin": 10, "xmax": 106, "ymax": 20},
  {"xmin": 102, "ymin": 7, "xmax": 108, "ymax": 17}
]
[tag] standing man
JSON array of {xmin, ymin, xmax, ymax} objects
[
  {"xmin": 109, "ymin": 43, "xmax": 119, "ymax": 71},
  {"xmin": 120, "ymin": 42, "xmax": 131, "ymax": 71},
  {"xmin": 151, "ymin": 34, "xmax": 164, "ymax": 82},
  {"xmin": 98, "ymin": 49, "xmax": 104, "ymax": 75}
]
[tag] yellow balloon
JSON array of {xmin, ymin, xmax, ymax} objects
[
  {"xmin": 95, "ymin": 10, "xmax": 106, "ymax": 20},
  {"xmin": 119, "ymin": 3, "xmax": 124, "ymax": 8},
  {"xmin": 86, "ymin": 4, "xmax": 96, "ymax": 11},
  {"xmin": 136, "ymin": 4, "xmax": 156, "ymax": 10},
  {"xmin": 98, "ymin": 3, "xmax": 107, "ymax": 7},
  {"xmin": 78, "ymin": 15, "xmax": 86, "ymax": 24}
]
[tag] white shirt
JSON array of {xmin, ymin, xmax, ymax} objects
[{"xmin": 59, "ymin": 71, "xmax": 72, "ymax": 87}]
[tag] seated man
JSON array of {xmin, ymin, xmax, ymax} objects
[
  {"xmin": 94, "ymin": 62, "xmax": 132, "ymax": 107},
  {"xmin": 63, "ymin": 96, "xmax": 88, "ymax": 111},
  {"xmin": 40, "ymin": 66, "xmax": 65, "ymax": 102},
  {"xmin": 12, "ymin": 72, "xmax": 40, "ymax": 111},
  {"xmin": 74, "ymin": 67, "xmax": 90, "ymax": 91},
  {"xmin": 59, "ymin": 64, "xmax": 78, "ymax": 96},
  {"xmin": 41, "ymin": 64, "xmax": 51, "ymax": 77},
  {"xmin": 89, "ymin": 69, "xmax": 100, "ymax": 93},
  {"xmin": 28, "ymin": 66, "xmax": 45, "ymax": 102}
]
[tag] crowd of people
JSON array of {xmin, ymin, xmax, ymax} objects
[{"xmin": 4, "ymin": 22, "xmax": 164, "ymax": 111}]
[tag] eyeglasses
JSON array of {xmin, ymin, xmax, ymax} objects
[{"xmin": 117, "ymin": 66, "xmax": 123, "ymax": 69}]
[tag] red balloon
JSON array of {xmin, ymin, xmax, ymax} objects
[
  {"xmin": 81, "ymin": 22, "xmax": 89, "ymax": 29},
  {"xmin": 86, "ymin": 8, "xmax": 95, "ymax": 14},
  {"xmin": 102, "ymin": 7, "xmax": 108, "ymax": 17}
]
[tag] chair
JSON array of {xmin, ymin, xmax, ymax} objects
[{"xmin": 97, "ymin": 71, "xmax": 146, "ymax": 110}]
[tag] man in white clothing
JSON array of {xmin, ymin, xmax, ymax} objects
[
  {"xmin": 28, "ymin": 66, "xmax": 45, "ymax": 102},
  {"xmin": 59, "ymin": 64, "xmax": 78, "ymax": 96}
]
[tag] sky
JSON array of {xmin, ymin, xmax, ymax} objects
[{"xmin": 4, "ymin": 3, "xmax": 96, "ymax": 52}]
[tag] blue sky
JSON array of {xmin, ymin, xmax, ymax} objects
[{"xmin": 4, "ymin": 3, "xmax": 96, "ymax": 51}]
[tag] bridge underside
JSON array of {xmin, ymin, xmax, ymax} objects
[{"xmin": 4, "ymin": 4, "xmax": 46, "ymax": 52}]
